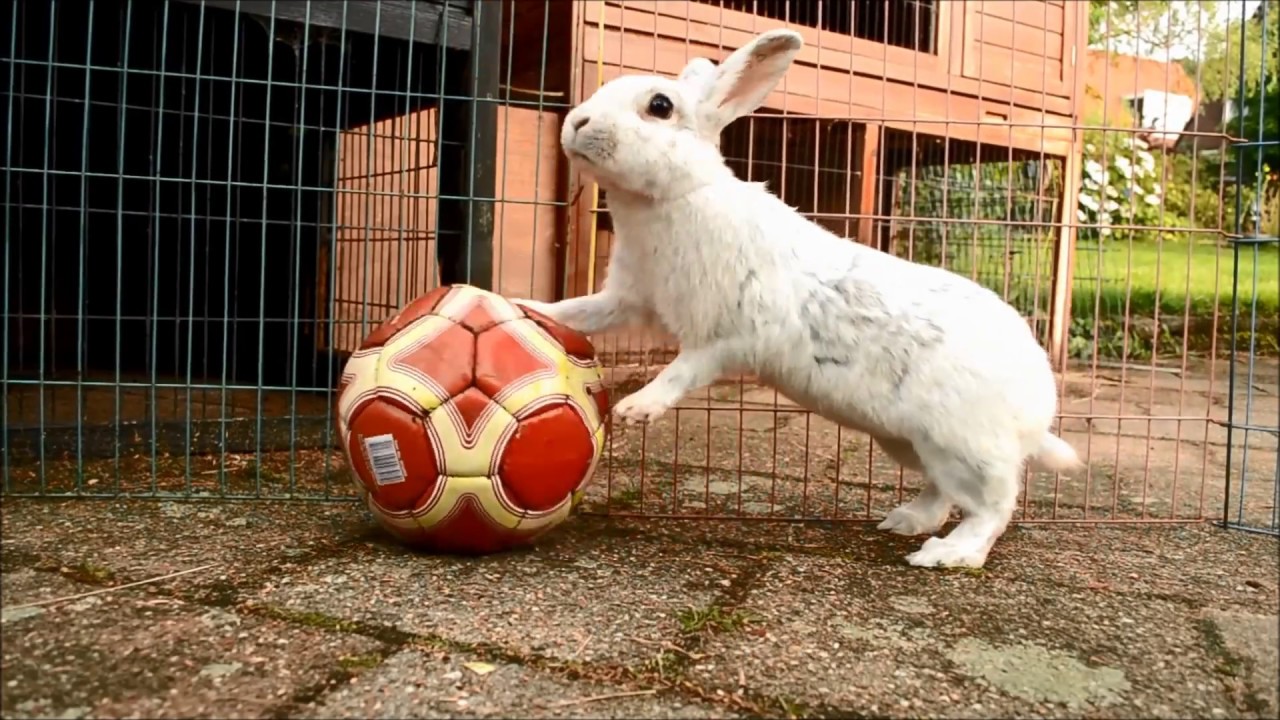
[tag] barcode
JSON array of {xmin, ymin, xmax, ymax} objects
[{"xmin": 363, "ymin": 434, "xmax": 406, "ymax": 486}]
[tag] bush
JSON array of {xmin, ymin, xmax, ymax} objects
[
  {"xmin": 1076, "ymin": 124, "xmax": 1260, "ymax": 247},
  {"xmin": 1077, "ymin": 130, "xmax": 1169, "ymax": 243}
]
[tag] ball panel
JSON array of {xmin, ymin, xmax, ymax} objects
[
  {"xmin": 371, "ymin": 494, "xmax": 538, "ymax": 555},
  {"xmin": 335, "ymin": 423, "xmax": 371, "ymax": 498},
  {"xmin": 432, "ymin": 285, "xmax": 524, "ymax": 334},
  {"xmin": 372, "ymin": 474, "xmax": 571, "ymax": 533},
  {"xmin": 589, "ymin": 380, "xmax": 610, "ymax": 433},
  {"xmin": 499, "ymin": 402, "xmax": 596, "ymax": 512},
  {"xmin": 520, "ymin": 306, "xmax": 599, "ymax": 363},
  {"xmin": 345, "ymin": 398, "xmax": 441, "ymax": 512},
  {"xmin": 336, "ymin": 349, "xmax": 382, "ymax": 429},
  {"xmin": 472, "ymin": 318, "xmax": 550, "ymax": 398},
  {"xmin": 359, "ymin": 286, "xmax": 452, "ymax": 350},
  {"xmin": 474, "ymin": 318, "xmax": 607, "ymax": 431},
  {"xmin": 577, "ymin": 422, "xmax": 607, "ymax": 494},
  {"xmin": 380, "ymin": 318, "xmax": 475, "ymax": 409},
  {"xmin": 423, "ymin": 388, "xmax": 518, "ymax": 478}
]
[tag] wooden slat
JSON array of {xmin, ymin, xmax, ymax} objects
[
  {"xmin": 625, "ymin": 0, "xmax": 961, "ymax": 81},
  {"xmin": 579, "ymin": 59, "xmax": 1074, "ymax": 157},
  {"xmin": 977, "ymin": 1, "xmax": 1065, "ymax": 34},
  {"xmin": 587, "ymin": 1, "xmax": 1074, "ymax": 112},
  {"xmin": 182, "ymin": 0, "xmax": 473, "ymax": 49},
  {"xmin": 976, "ymin": 13, "xmax": 1064, "ymax": 60},
  {"xmin": 968, "ymin": 44, "xmax": 1066, "ymax": 95},
  {"xmin": 963, "ymin": 1, "xmax": 1071, "ymax": 97}
]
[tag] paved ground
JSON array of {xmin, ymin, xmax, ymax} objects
[{"xmin": 2, "ymin": 498, "xmax": 1277, "ymax": 719}]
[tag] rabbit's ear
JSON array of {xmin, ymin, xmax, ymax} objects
[
  {"xmin": 696, "ymin": 29, "xmax": 802, "ymax": 134},
  {"xmin": 678, "ymin": 57, "xmax": 718, "ymax": 100}
]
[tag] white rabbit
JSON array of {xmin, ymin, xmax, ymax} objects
[{"xmin": 514, "ymin": 29, "xmax": 1081, "ymax": 569}]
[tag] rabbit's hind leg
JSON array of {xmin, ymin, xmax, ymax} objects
[
  {"xmin": 874, "ymin": 437, "xmax": 953, "ymax": 537},
  {"xmin": 901, "ymin": 439, "xmax": 1020, "ymax": 569}
]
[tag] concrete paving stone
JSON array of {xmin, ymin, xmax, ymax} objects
[
  {"xmin": 3, "ymin": 499, "xmax": 1278, "ymax": 719},
  {"xmin": 682, "ymin": 532, "xmax": 1278, "ymax": 720},
  {"xmin": 2, "ymin": 569, "xmax": 93, "ymax": 626},
  {"xmin": 247, "ymin": 525, "xmax": 732, "ymax": 666},
  {"xmin": 300, "ymin": 649, "xmax": 736, "ymax": 719},
  {"xmin": 0, "ymin": 500, "xmax": 372, "ymax": 605},
  {"xmin": 1, "ymin": 568, "xmax": 383, "ymax": 720},
  {"xmin": 986, "ymin": 524, "xmax": 1280, "ymax": 611},
  {"xmin": 1200, "ymin": 609, "xmax": 1280, "ymax": 715}
]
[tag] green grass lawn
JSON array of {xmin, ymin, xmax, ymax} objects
[
  {"xmin": 1071, "ymin": 236, "xmax": 1279, "ymax": 320},
  {"xmin": 899, "ymin": 230, "xmax": 1277, "ymax": 356},
  {"xmin": 911, "ymin": 231, "xmax": 1278, "ymax": 320}
]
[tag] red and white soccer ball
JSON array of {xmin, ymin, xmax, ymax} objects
[{"xmin": 335, "ymin": 284, "xmax": 610, "ymax": 554}]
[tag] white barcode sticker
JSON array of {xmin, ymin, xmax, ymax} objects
[{"xmin": 362, "ymin": 434, "xmax": 406, "ymax": 486}]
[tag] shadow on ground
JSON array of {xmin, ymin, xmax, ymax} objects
[{"xmin": 2, "ymin": 499, "xmax": 1277, "ymax": 719}]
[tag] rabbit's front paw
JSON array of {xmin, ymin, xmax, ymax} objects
[
  {"xmin": 612, "ymin": 392, "xmax": 671, "ymax": 426},
  {"xmin": 510, "ymin": 298, "xmax": 554, "ymax": 316}
]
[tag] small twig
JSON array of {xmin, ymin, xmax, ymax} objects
[
  {"xmin": 569, "ymin": 633, "xmax": 593, "ymax": 660},
  {"xmin": 1092, "ymin": 361, "xmax": 1182, "ymax": 376},
  {"xmin": 706, "ymin": 551, "xmax": 766, "ymax": 561},
  {"xmin": 545, "ymin": 689, "xmax": 658, "ymax": 708},
  {"xmin": 7, "ymin": 564, "xmax": 219, "ymax": 611},
  {"xmin": 626, "ymin": 635, "xmax": 704, "ymax": 660}
]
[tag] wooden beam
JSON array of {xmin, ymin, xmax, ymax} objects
[
  {"xmin": 179, "ymin": 0, "xmax": 473, "ymax": 50},
  {"xmin": 461, "ymin": 0, "xmax": 502, "ymax": 289},
  {"xmin": 856, "ymin": 124, "xmax": 882, "ymax": 247},
  {"xmin": 1047, "ymin": 0, "xmax": 1091, "ymax": 370},
  {"xmin": 1047, "ymin": 146, "xmax": 1079, "ymax": 368}
]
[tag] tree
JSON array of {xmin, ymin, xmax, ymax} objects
[
  {"xmin": 1196, "ymin": 4, "xmax": 1277, "ymax": 104},
  {"xmin": 1237, "ymin": 3, "xmax": 1279, "ymax": 232},
  {"xmin": 1088, "ymin": 0, "xmax": 1220, "ymax": 58}
]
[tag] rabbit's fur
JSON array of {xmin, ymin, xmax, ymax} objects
[{"xmin": 517, "ymin": 29, "xmax": 1081, "ymax": 569}]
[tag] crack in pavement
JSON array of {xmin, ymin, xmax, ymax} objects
[{"xmin": 2, "ymin": 542, "xmax": 827, "ymax": 718}]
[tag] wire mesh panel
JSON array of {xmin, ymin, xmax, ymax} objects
[
  {"xmin": 3, "ymin": 0, "xmax": 1277, "ymax": 530},
  {"xmin": 569, "ymin": 0, "xmax": 1276, "ymax": 526},
  {"xmin": 2, "ymin": 0, "xmax": 569, "ymax": 499},
  {"xmin": 1222, "ymin": 0, "xmax": 1279, "ymax": 536}
]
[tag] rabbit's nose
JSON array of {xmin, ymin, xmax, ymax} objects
[{"xmin": 572, "ymin": 115, "xmax": 590, "ymax": 132}]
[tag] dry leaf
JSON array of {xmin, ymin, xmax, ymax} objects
[{"xmin": 463, "ymin": 661, "xmax": 496, "ymax": 676}]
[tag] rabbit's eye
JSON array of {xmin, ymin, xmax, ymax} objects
[{"xmin": 646, "ymin": 93, "xmax": 674, "ymax": 120}]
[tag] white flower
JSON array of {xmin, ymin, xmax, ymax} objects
[
  {"xmin": 1151, "ymin": 182, "xmax": 1162, "ymax": 194},
  {"xmin": 1086, "ymin": 143, "xmax": 1097, "ymax": 154},
  {"xmin": 1105, "ymin": 199, "xmax": 1121, "ymax": 212},
  {"xmin": 1144, "ymin": 193, "xmax": 1161, "ymax": 206},
  {"xmin": 1137, "ymin": 150, "xmax": 1155, "ymax": 170},
  {"xmin": 1105, "ymin": 184, "xmax": 1120, "ymax": 198},
  {"xmin": 1114, "ymin": 158, "xmax": 1133, "ymax": 180},
  {"xmin": 1100, "ymin": 226, "xmax": 1113, "ymax": 237},
  {"xmin": 1085, "ymin": 159, "xmax": 1106, "ymax": 184},
  {"xmin": 1078, "ymin": 208, "xmax": 1089, "ymax": 221},
  {"xmin": 1079, "ymin": 192, "xmax": 1100, "ymax": 211}
]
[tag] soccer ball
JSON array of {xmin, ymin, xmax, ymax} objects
[{"xmin": 335, "ymin": 284, "xmax": 610, "ymax": 554}]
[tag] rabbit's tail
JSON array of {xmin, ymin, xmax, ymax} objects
[{"xmin": 1027, "ymin": 432, "xmax": 1083, "ymax": 473}]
